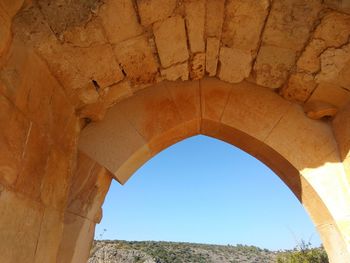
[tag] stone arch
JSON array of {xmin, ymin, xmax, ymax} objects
[{"xmin": 77, "ymin": 78, "xmax": 350, "ymax": 263}]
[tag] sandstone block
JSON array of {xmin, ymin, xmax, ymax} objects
[
  {"xmin": 332, "ymin": 103, "xmax": 350, "ymax": 160},
  {"xmin": 218, "ymin": 47, "xmax": 252, "ymax": 83},
  {"xmin": 137, "ymin": 0, "xmax": 177, "ymax": 26},
  {"xmin": 297, "ymin": 39, "xmax": 327, "ymax": 73},
  {"xmin": 281, "ymin": 73, "xmax": 317, "ymax": 103},
  {"xmin": 57, "ymin": 212, "xmax": 95, "ymax": 263},
  {"xmin": 254, "ymin": 45, "xmax": 296, "ymax": 89},
  {"xmin": 153, "ymin": 16, "xmax": 189, "ymax": 68},
  {"xmin": 222, "ymin": 0, "xmax": 269, "ymax": 54},
  {"xmin": 0, "ymin": 7, "xmax": 11, "ymax": 57},
  {"xmin": 200, "ymin": 77, "xmax": 233, "ymax": 121},
  {"xmin": 190, "ymin": 53, "xmax": 205, "ymax": 80},
  {"xmin": 15, "ymin": 123, "xmax": 49, "ymax": 200},
  {"xmin": 0, "ymin": 189, "xmax": 43, "ymax": 263},
  {"xmin": 101, "ymin": 81, "xmax": 133, "ymax": 108},
  {"xmin": 314, "ymin": 12, "xmax": 350, "ymax": 47},
  {"xmin": 324, "ymin": 0, "xmax": 350, "ymax": 14},
  {"xmin": 262, "ymin": 0, "xmax": 322, "ymax": 52},
  {"xmin": 49, "ymin": 44, "xmax": 124, "ymax": 98},
  {"xmin": 114, "ymin": 35, "xmax": 159, "ymax": 85},
  {"xmin": 307, "ymin": 82, "xmax": 350, "ymax": 109},
  {"xmin": 0, "ymin": 95, "xmax": 30, "ymax": 186},
  {"xmin": 185, "ymin": 0, "xmax": 205, "ymax": 53},
  {"xmin": 206, "ymin": 37, "xmax": 220, "ymax": 77},
  {"xmin": 161, "ymin": 62, "xmax": 189, "ymax": 81},
  {"xmin": 67, "ymin": 152, "xmax": 112, "ymax": 222},
  {"xmin": 303, "ymin": 100, "xmax": 338, "ymax": 120},
  {"xmin": 99, "ymin": 0, "xmax": 143, "ymax": 44},
  {"xmin": 34, "ymin": 208, "xmax": 64, "ymax": 263},
  {"xmin": 62, "ymin": 18, "xmax": 107, "ymax": 48},
  {"xmin": 41, "ymin": 146, "xmax": 73, "ymax": 211},
  {"xmin": 205, "ymin": 0, "xmax": 225, "ymax": 38},
  {"xmin": 316, "ymin": 43, "xmax": 350, "ymax": 91}
]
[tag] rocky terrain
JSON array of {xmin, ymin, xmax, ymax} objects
[{"xmin": 89, "ymin": 240, "xmax": 277, "ymax": 263}]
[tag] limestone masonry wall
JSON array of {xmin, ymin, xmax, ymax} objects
[{"xmin": 1, "ymin": 0, "xmax": 350, "ymax": 262}]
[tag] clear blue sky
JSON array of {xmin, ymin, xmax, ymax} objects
[{"xmin": 95, "ymin": 135, "xmax": 321, "ymax": 251}]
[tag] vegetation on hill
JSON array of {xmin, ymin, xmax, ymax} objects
[{"xmin": 89, "ymin": 240, "xmax": 328, "ymax": 263}]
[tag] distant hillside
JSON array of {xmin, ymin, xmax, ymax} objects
[{"xmin": 89, "ymin": 240, "xmax": 277, "ymax": 263}]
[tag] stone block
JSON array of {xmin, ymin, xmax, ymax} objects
[
  {"xmin": 185, "ymin": 0, "xmax": 205, "ymax": 53},
  {"xmin": 206, "ymin": 37, "xmax": 220, "ymax": 77},
  {"xmin": 0, "ymin": 189, "xmax": 43, "ymax": 263},
  {"xmin": 0, "ymin": 7, "xmax": 11, "ymax": 57},
  {"xmin": 281, "ymin": 73, "xmax": 317, "ymax": 103},
  {"xmin": 332, "ymin": 103, "xmax": 350, "ymax": 160},
  {"xmin": 15, "ymin": 123, "xmax": 49, "ymax": 200},
  {"xmin": 205, "ymin": 0, "xmax": 225, "ymax": 38},
  {"xmin": 49, "ymin": 44, "xmax": 124, "ymax": 97},
  {"xmin": 57, "ymin": 212, "xmax": 95, "ymax": 263},
  {"xmin": 34, "ymin": 208, "xmax": 64, "ymax": 263},
  {"xmin": 41, "ymin": 146, "xmax": 73, "ymax": 211},
  {"xmin": 98, "ymin": 0, "xmax": 143, "ymax": 44},
  {"xmin": 114, "ymin": 35, "xmax": 159, "ymax": 85},
  {"xmin": 67, "ymin": 152, "xmax": 112, "ymax": 222},
  {"xmin": 221, "ymin": 81, "xmax": 291, "ymax": 141},
  {"xmin": 153, "ymin": 16, "xmax": 189, "ymax": 68},
  {"xmin": 307, "ymin": 83, "xmax": 350, "ymax": 109},
  {"xmin": 137, "ymin": 0, "xmax": 177, "ymax": 26},
  {"xmin": 222, "ymin": 0, "xmax": 269, "ymax": 54},
  {"xmin": 262, "ymin": 0, "xmax": 322, "ymax": 52},
  {"xmin": 218, "ymin": 47, "xmax": 252, "ymax": 83},
  {"xmin": 0, "ymin": 94, "xmax": 30, "ymax": 186},
  {"xmin": 200, "ymin": 77, "xmax": 234, "ymax": 122},
  {"xmin": 265, "ymin": 105, "xmax": 338, "ymax": 169},
  {"xmin": 254, "ymin": 45, "xmax": 296, "ymax": 89},
  {"xmin": 62, "ymin": 18, "xmax": 107, "ymax": 48},
  {"xmin": 161, "ymin": 62, "xmax": 189, "ymax": 81}
]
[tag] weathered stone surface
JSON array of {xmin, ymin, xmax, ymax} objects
[
  {"xmin": 262, "ymin": 0, "xmax": 322, "ymax": 52},
  {"xmin": 36, "ymin": 0, "xmax": 100, "ymax": 36},
  {"xmin": 281, "ymin": 73, "xmax": 317, "ymax": 103},
  {"xmin": 57, "ymin": 212, "xmax": 95, "ymax": 263},
  {"xmin": 48, "ymin": 44, "xmax": 124, "ymax": 105},
  {"xmin": 222, "ymin": 0, "xmax": 269, "ymax": 54},
  {"xmin": 99, "ymin": 0, "xmax": 142, "ymax": 44},
  {"xmin": 0, "ymin": 8, "xmax": 11, "ymax": 57},
  {"xmin": 161, "ymin": 62, "xmax": 189, "ymax": 81},
  {"xmin": 41, "ymin": 146, "xmax": 73, "ymax": 211},
  {"xmin": 206, "ymin": 37, "xmax": 220, "ymax": 77},
  {"xmin": 153, "ymin": 16, "xmax": 189, "ymax": 68},
  {"xmin": 137, "ymin": 0, "xmax": 177, "ymax": 26},
  {"xmin": 314, "ymin": 12, "xmax": 350, "ymax": 48},
  {"xmin": 190, "ymin": 53, "xmax": 205, "ymax": 80},
  {"xmin": 185, "ymin": 0, "xmax": 205, "ymax": 53},
  {"xmin": 254, "ymin": 46, "xmax": 296, "ymax": 89},
  {"xmin": 316, "ymin": 43, "xmax": 350, "ymax": 91},
  {"xmin": 100, "ymin": 81, "xmax": 133, "ymax": 108},
  {"xmin": 297, "ymin": 39, "xmax": 326, "ymax": 74},
  {"xmin": 15, "ymin": 123, "xmax": 49, "ymax": 200},
  {"xmin": 62, "ymin": 18, "xmax": 107, "ymax": 48},
  {"xmin": 0, "ymin": 189, "xmax": 43, "ymax": 263},
  {"xmin": 205, "ymin": 0, "xmax": 225, "ymax": 38},
  {"xmin": 0, "ymin": 94, "xmax": 30, "ymax": 186},
  {"xmin": 218, "ymin": 47, "xmax": 251, "ymax": 83},
  {"xmin": 307, "ymin": 83, "xmax": 350, "ymax": 109},
  {"xmin": 114, "ymin": 35, "xmax": 159, "ymax": 85},
  {"xmin": 34, "ymin": 208, "xmax": 64, "ymax": 263},
  {"xmin": 67, "ymin": 152, "xmax": 112, "ymax": 222}
]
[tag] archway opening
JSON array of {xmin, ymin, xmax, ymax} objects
[{"xmin": 92, "ymin": 135, "xmax": 323, "ymax": 261}]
